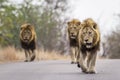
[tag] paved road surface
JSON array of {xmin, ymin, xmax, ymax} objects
[{"xmin": 0, "ymin": 59, "xmax": 120, "ymax": 80}]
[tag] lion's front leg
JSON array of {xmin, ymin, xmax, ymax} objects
[
  {"xmin": 24, "ymin": 50, "xmax": 30, "ymax": 62},
  {"xmin": 78, "ymin": 51, "xmax": 87, "ymax": 73},
  {"xmin": 70, "ymin": 47, "xmax": 76, "ymax": 64},
  {"xmin": 87, "ymin": 52, "xmax": 97, "ymax": 74},
  {"xmin": 75, "ymin": 46, "xmax": 79, "ymax": 64},
  {"xmin": 77, "ymin": 47, "xmax": 80, "ymax": 67},
  {"xmin": 30, "ymin": 49, "xmax": 36, "ymax": 61}
]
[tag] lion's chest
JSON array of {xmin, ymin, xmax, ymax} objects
[
  {"xmin": 21, "ymin": 40, "xmax": 36, "ymax": 50},
  {"xmin": 81, "ymin": 43, "xmax": 100, "ymax": 54},
  {"xmin": 70, "ymin": 39, "xmax": 78, "ymax": 47}
]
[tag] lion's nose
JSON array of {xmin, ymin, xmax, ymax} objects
[
  {"xmin": 85, "ymin": 39, "xmax": 88, "ymax": 42},
  {"xmin": 71, "ymin": 33, "xmax": 74, "ymax": 35},
  {"xmin": 24, "ymin": 36, "xmax": 27, "ymax": 39}
]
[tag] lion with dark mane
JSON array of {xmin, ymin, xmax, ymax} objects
[
  {"xmin": 77, "ymin": 18, "xmax": 100, "ymax": 74},
  {"xmin": 20, "ymin": 23, "xmax": 36, "ymax": 62},
  {"xmin": 67, "ymin": 19, "xmax": 81, "ymax": 64}
]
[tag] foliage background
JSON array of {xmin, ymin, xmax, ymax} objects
[
  {"xmin": 0, "ymin": 0, "xmax": 69, "ymax": 54},
  {"xmin": 1, "ymin": 0, "xmax": 120, "ymax": 58}
]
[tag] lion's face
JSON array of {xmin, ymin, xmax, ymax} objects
[
  {"xmin": 67, "ymin": 19, "xmax": 81, "ymax": 39},
  {"xmin": 80, "ymin": 18, "xmax": 99, "ymax": 48},
  {"xmin": 21, "ymin": 28, "xmax": 32, "ymax": 43},
  {"xmin": 81, "ymin": 27, "xmax": 96, "ymax": 48},
  {"xmin": 68, "ymin": 24, "xmax": 80, "ymax": 39},
  {"xmin": 20, "ymin": 24, "xmax": 33, "ymax": 43}
]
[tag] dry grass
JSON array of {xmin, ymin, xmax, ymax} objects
[
  {"xmin": 0, "ymin": 46, "xmax": 23, "ymax": 62},
  {"xmin": 36, "ymin": 49, "xmax": 70, "ymax": 60},
  {"xmin": 0, "ymin": 46, "xmax": 70, "ymax": 63}
]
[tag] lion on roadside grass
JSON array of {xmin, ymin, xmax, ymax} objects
[
  {"xmin": 20, "ymin": 23, "xmax": 37, "ymax": 62},
  {"xmin": 77, "ymin": 18, "xmax": 100, "ymax": 74},
  {"xmin": 67, "ymin": 19, "xmax": 81, "ymax": 64}
]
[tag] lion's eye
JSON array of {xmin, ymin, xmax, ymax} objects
[
  {"xmin": 83, "ymin": 32, "xmax": 85, "ymax": 34},
  {"xmin": 74, "ymin": 27, "xmax": 76, "ymax": 29},
  {"xmin": 89, "ymin": 32, "xmax": 91, "ymax": 34},
  {"xmin": 28, "ymin": 31, "xmax": 31, "ymax": 34}
]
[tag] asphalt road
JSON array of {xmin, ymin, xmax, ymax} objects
[{"xmin": 0, "ymin": 59, "xmax": 120, "ymax": 80}]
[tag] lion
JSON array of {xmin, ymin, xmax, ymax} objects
[
  {"xmin": 67, "ymin": 19, "xmax": 81, "ymax": 64},
  {"xmin": 77, "ymin": 18, "xmax": 100, "ymax": 74},
  {"xmin": 20, "ymin": 23, "xmax": 37, "ymax": 62}
]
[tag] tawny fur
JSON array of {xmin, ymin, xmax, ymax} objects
[
  {"xmin": 77, "ymin": 18, "xmax": 100, "ymax": 74},
  {"xmin": 67, "ymin": 19, "xmax": 81, "ymax": 64},
  {"xmin": 20, "ymin": 23, "xmax": 37, "ymax": 62}
]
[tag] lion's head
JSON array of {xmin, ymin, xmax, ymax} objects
[
  {"xmin": 67, "ymin": 19, "xmax": 81, "ymax": 39},
  {"xmin": 80, "ymin": 18, "xmax": 100, "ymax": 48},
  {"xmin": 20, "ymin": 23, "xmax": 36, "ymax": 43}
]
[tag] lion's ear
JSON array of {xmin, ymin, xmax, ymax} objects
[
  {"xmin": 93, "ymin": 23, "xmax": 97, "ymax": 29},
  {"xmin": 80, "ymin": 23, "xmax": 85, "ymax": 28},
  {"xmin": 27, "ymin": 24, "xmax": 31, "ymax": 27},
  {"xmin": 20, "ymin": 27, "xmax": 23, "ymax": 30},
  {"xmin": 76, "ymin": 21, "xmax": 81, "ymax": 26},
  {"xmin": 67, "ymin": 21, "xmax": 71, "ymax": 26}
]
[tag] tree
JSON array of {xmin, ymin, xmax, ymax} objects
[
  {"xmin": 0, "ymin": 0, "xmax": 68, "ymax": 53},
  {"xmin": 0, "ymin": 0, "xmax": 19, "ymax": 47},
  {"xmin": 105, "ymin": 14, "xmax": 120, "ymax": 58}
]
